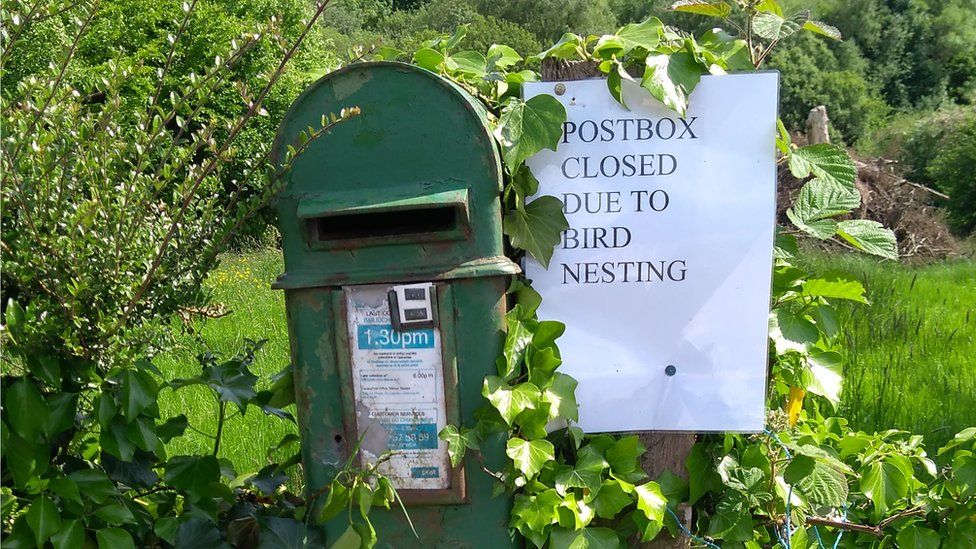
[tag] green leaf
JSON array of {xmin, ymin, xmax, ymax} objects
[
  {"xmin": 543, "ymin": 373, "xmax": 579, "ymax": 421},
  {"xmin": 803, "ymin": 20, "xmax": 842, "ymax": 40},
  {"xmin": 69, "ymin": 469, "xmax": 116, "ymax": 504},
  {"xmin": 318, "ymin": 480, "xmax": 349, "ymax": 522},
  {"xmin": 413, "ymin": 48, "xmax": 444, "ymax": 71},
  {"xmin": 788, "ymin": 144, "xmax": 858, "ymax": 192},
  {"xmin": 756, "ymin": 0, "xmax": 784, "ymax": 16},
  {"xmin": 330, "ymin": 526, "xmax": 361, "ymax": 549},
  {"xmin": 27, "ymin": 355, "xmax": 61, "ymax": 388},
  {"xmin": 938, "ymin": 427, "xmax": 976, "ymax": 456},
  {"xmin": 439, "ymin": 425, "xmax": 478, "ymax": 467},
  {"xmin": 785, "ymin": 178, "xmax": 861, "ymax": 238},
  {"xmin": 896, "ymin": 525, "xmax": 941, "ymax": 549},
  {"xmin": 771, "ymin": 309, "xmax": 819, "ymax": 351},
  {"xmin": 451, "ymin": 51, "xmax": 487, "ymax": 77},
  {"xmin": 785, "ymin": 455, "xmax": 849, "ymax": 508},
  {"xmin": 51, "ymin": 520, "xmax": 84, "ymax": 549},
  {"xmin": 487, "ymin": 44, "xmax": 522, "ymax": 68},
  {"xmin": 686, "ymin": 444, "xmax": 721, "ymax": 504},
  {"xmin": 121, "ymin": 369, "xmax": 157, "ymax": 420},
  {"xmin": 173, "ymin": 518, "xmax": 225, "ymax": 549},
  {"xmin": 641, "ymin": 50, "xmax": 703, "ymax": 116},
  {"xmin": 6, "ymin": 379, "xmax": 50, "ymax": 441},
  {"xmin": 158, "ymin": 415, "xmax": 189, "ymax": 442},
  {"xmin": 527, "ymin": 347, "xmax": 563, "ymax": 388},
  {"xmin": 555, "ymin": 450, "xmax": 607, "ymax": 495},
  {"xmin": 483, "ymin": 377, "xmax": 540, "ymax": 425},
  {"xmin": 669, "ymin": 0, "xmax": 732, "ymax": 18},
  {"xmin": 531, "ymin": 33, "xmax": 584, "ymax": 61},
  {"xmin": 753, "ymin": 10, "xmax": 809, "ymax": 40},
  {"xmin": 164, "ymin": 455, "xmax": 221, "ymax": 500},
  {"xmin": 802, "ymin": 275, "xmax": 867, "ymax": 303},
  {"xmin": 550, "ymin": 527, "xmax": 623, "ymax": 549},
  {"xmin": 836, "ymin": 220, "xmax": 899, "ymax": 260},
  {"xmin": 860, "ymin": 458, "xmax": 910, "ymax": 521},
  {"xmin": 258, "ymin": 517, "xmax": 307, "ymax": 549},
  {"xmin": 506, "ymin": 437, "xmax": 555, "ymax": 478},
  {"xmin": 495, "ymin": 94, "xmax": 566, "ymax": 169},
  {"xmin": 26, "ymin": 496, "xmax": 61, "ymax": 547},
  {"xmin": 96, "ymin": 527, "xmax": 135, "ymax": 549},
  {"xmin": 511, "ymin": 490, "xmax": 561, "ymax": 547},
  {"xmin": 505, "ymin": 196, "xmax": 569, "ymax": 268},
  {"xmin": 606, "ymin": 435, "xmax": 645, "ymax": 475},
  {"xmin": 805, "ymin": 351, "xmax": 844, "ymax": 406},
  {"xmin": 614, "ymin": 17, "xmax": 664, "ymax": 53},
  {"xmin": 593, "ymin": 480, "xmax": 633, "ymax": 519},
  {"xmin": 94, "ymin": 502, "xmax": 135, "ymax": 525},
  {"xmin": 952, "ymin": 452, "xmax": 976, "ymax": 499},
  {"xmin": 155, "ymin": 517, "xmax": 179, "ymax": 545},
  {"xmin": 48, "ymin": 477, "xmax": 81, "ymax": 505},
  {"xmin": 634, "ymin": 482, "xmax": 667, "ymax": 540},
  {"xmin": 501, "ymin": 308, "xmax": 534, "ymax": 379}
]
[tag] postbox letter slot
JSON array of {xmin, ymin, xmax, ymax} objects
[{"xmin": 308, "ymin": 205, "xmax": 460, "ymax": 242}]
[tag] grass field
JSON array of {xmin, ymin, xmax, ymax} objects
[
  {"xmin": 155, "ymin": 248, "xmax": 976, "ymax": 474},
  {"xmin": 802, "ymin": 252, "xmax": 976, "ymax": 449}
]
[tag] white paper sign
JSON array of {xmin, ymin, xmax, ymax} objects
[
  {"xmin": 524, "ymin": 74, "xmax": 779, "ymax": 433},
  {"xmin": 344, "ymin": 285, "xmax": 451, "ymax": 489}
]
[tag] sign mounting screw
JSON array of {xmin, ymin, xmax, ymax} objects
[
  {"xmin": 554, "ymin": 83, "xmax": 566, "ymax": 95},
  {"xmin": 665, "ymin": 364, "xmax": 677, "ymax": 376}
]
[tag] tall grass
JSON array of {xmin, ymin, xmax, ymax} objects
[
  {"xmin": 155, "ymin": 249, "xmax": 297, "ymax": 476},
  {"xmin": 803, "ymin": 252, "xmax": 976, "ymax": 448}
]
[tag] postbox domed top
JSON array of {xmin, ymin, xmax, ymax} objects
[{"xmin": 271, "ymin": 62, "xmax": 518, "ymax": 289}]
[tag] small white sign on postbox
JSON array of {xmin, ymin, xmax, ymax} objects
[{"xmin": 523, "ymin": 73, "xmax": 779, "ymax": 433}]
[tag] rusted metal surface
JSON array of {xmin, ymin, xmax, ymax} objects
[{"xmin": 273, "ymin": 63, "xmax": 519, "ymax": 547}]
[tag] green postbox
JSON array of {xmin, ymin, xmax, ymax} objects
[{"xmin": 271, "ymin": 62, "xmax": 520, "ymax": 547}]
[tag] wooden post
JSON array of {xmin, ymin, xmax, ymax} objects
[
  {"xmin": 539, "ymin": 59, "xmax": 695, "ymax": 549},
  {"xmin": 806, "ymin": 105, "xmax": 830, "ymax": 144}
]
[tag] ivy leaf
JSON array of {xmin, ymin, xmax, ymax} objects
[
  {"xmin": 438, "ymin": 425, "xmax": 479, "ymax": 467},
  {"xmin": 836, "ymin": 220, "xmax": 899, "ymax": 260},
  {"xmin": 506, "ymin": 437, "xmax": 555, "ymax": 478},
  {"xmin": 530, "ymin": 33, "xmax": 584, "ymax": 62},
  {"xmin": 512, "ymin": 490, "xmax": 561, "ymax": 547},
  {"xmin": 606, "ymin": 435, "xmax": 646, "ymax": 475},
  {"xmin": 501, "ymin": 308, "xmax": 534, "ymax": 379},
  {"xmin": 483, "ymin": 376, "xmax": 541, "ymax": 425},
  {"xmin": 669, "ymin": 0, "xmax": 732, "ymax": 18},
  {"xmin": 26, "ymin": 496, "xmax": 61, "ymax": 547},
  {"xmin": 860, "ymin": 458, "xmax": 910, "ymax": 521},
  {"xmin": 527, "ymin": 347, "xmax": 563, "ymax": 388},
  {"xmin": 550, "ymin": 527, "xmax": 623, "ymax": 549},
  {"xmin": 641, "ymin": 50, "xmax": 703, "ymax": 116},
  {"xmin": 803, "ymin": 20, "xmax": 842, "ymax": 40},
  {"xmin": 505, "ymin": 196, "xmax": 569, "ymax": 269},
  {"xmin": 593, "ymin": 480, "xmax": 633, "ymax": 519},
  {"xmin": 634, "ymin": 482, "xmax": 667, "ymax": 541},
  {"xmin": 164, "ymin": 455, "xmax": 221, "ymax": 501},
  {"xmin": 543, "ymin": 373, "xmax": 579, "ymax": 422},
  {"xmin": 495, "ymin": 95, "xmax": 566, "ymax": 170},
  {"xmin": 788, "ymin": 144, "xmax": 858, "ymax": 192},
  {"xmin": 752, "ymin": 10, "xmax": 809, "ymax": 40}
]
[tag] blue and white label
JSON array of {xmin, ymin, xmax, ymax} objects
[
  {"xmin": 344, "ymin": 284, "xmax": 451, "ymax": 491},
  {"xmin": 357, "ymin": 324, "xmax": 435, "ymax": 350}
]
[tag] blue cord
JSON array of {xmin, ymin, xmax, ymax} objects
[{"xmin": 665, "ymin": 506, "xmax": 722, "ymax": 549}]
